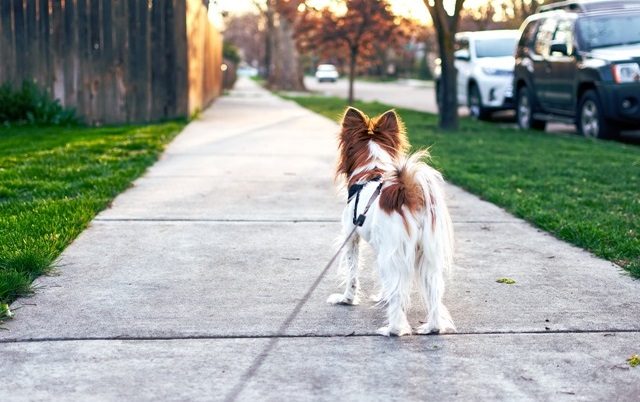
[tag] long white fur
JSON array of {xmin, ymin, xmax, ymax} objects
[{"xmin": 327, "ymin": 148, "xmax": 456, "ymax": 336}]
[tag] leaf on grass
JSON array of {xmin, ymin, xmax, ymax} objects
[
  {"xmin": 496, "ymin": 277, "xmax": 516, "ymax": 285},
  {"xmin": 628, "ymin": 354, "xmax": 640, "ymax": 367},
  {"xmin": 0, "ymin": 303, "xmax": 13, "ymax": 319}
]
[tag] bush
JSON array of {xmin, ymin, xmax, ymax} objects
[
  {"xmin": 0, "ymin": 81, "xmax": 79, "ymax": 126},
  {"xmin": 223, "ymin": 42, "xmax": 241, "ymax": 65}
]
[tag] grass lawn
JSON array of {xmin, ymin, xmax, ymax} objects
[
  {"xmin": 0, "ymin": 122, "xmax": 186, "ymax": 313},
  {"xmin": 284, "ymin": 95, "xmax": 640, "ymax": 278}
]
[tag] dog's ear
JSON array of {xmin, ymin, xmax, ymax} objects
[
  {"xmin": 372, "ymin": 109, "xmax": 409, "ymax": 156},
  {"xmin": 342, "ymin": 107, "xmax": 367, "ymax": 129},
  {"xmin": 374, "ymin": 110, "xmax": 401, "ymax": 134}
]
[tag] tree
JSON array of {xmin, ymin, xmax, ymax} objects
[
  {"xmin": 460, "ymin": 2, "xmax": 499, "ymax": 31},
  {"xmin": 422, "ymin": 0, "xmax": 465, "ymax": 130},
  {"xmin": 270, "ymin": 0, "xmax": 306, "ymax": 90},
  {"xmin": 223, "ymin": 13, "xmax": 266, "ymax": 69},
  {"xmin": 299, "ymin": 0, "xmax": 404, "ymax": 104},
  {"xmin": 253, "ymin": 0, "xmax": 306, "ymax": 91}
]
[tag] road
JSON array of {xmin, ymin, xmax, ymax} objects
[
  {"xmin": 305, "ymin": 77, "xmax": 443, "ymax": 115},
  {"xmin": 304, "ymin": 77, "xmax": 639, "ymax": 141}
]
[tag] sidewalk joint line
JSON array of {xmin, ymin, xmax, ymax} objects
[
  {"xmin": 1, "ymin": 328, "xmax": 639, "ymax": 344},
  {"xmin": 92, "ymin": 218, "xmax": 515, "ymax": 224},
  {"xmin": 93, "ymin": 218, "xmax": 340, "ymax": 223}
]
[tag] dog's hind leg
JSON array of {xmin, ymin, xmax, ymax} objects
[
  {"xmin": 327, "ymin": 232, "xmax": 360, "ymax": 305},
  {"xmin": 376, "ymin": 252, "xmax": 412, "ymax": 337},
  {"xmin": 416, "ymin": 260, "xmax": 456, "ymax": 335}
]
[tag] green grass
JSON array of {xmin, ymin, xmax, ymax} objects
[
  {"xmin": 0, "ymin": 122, "xmax": 186, "ymax": 309},
  {"xmin": 357, "ymin": 76, "xmax": 399, "ymax": 83},
  {"xmin": 284, "ymin": 95, "xmax": 640, "ymax": 278}
]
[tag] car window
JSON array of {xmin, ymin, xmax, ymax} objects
[
  {"xmin": 317, "ymin": 65, "xmax": 336, "ymax": 71},
  {"xmin": 454, "ymin": 37, "xmax": 470, "ymax": 59},
  {"xmin": 475, "ymin": 37, "xmax": 518, "ymax": 58},
  {"xmin": 552, "ymin": 19, "xmax": 574, "ymax": 56},
  {"xmin": 534, "ymin": 18, "xmax": 558, "ymax": 57},
  {"xmin": 576, "ymin": 12, "xmax": 640, "ymax": 50},
  {"xmin": 519, "ymin": 19, "xmax": 540, "ymax": 50},
  {"xmin": 455, "ymin": 38, "xmax": 470, "ymax": 52}
]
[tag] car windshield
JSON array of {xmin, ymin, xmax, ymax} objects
[
  {"xmin": 576, "ymin": 13, "xmax": 640, "ymax": 50},
  {"xmin": 474, "ymin": 38, "xmax": 517, "ymax": 58},
  {"xmin": 317, "ymin": 65, "xmax": 336, "ymax": 71}
]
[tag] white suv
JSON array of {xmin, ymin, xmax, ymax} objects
[{"xmin": 436, "ymin": 30, "xmax": 520, "ymax": 120}]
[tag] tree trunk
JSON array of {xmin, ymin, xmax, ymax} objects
[
  {"xmin": 267, "ymin": 12, "xmax": 306, "ymax": 91},
  {"xmin": 425, "ymin": 0, "xmax": 464, "ymax": 130},
  {"xmin": 437, "ymin": 30, "xmax": 458, "ymax": 130},
  {"xmin": 348, "ymin": 47, "xmax": 357, "ymax": 105},
  {"xmin": 264, "ymin": 0, "xmax": 273, "ymax": 78}
]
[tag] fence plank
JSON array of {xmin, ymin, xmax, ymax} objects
[
  {"xmin": 101, "ymin": 0, "xmax": 117, "ymax": 123},
  {"xmin": 0, "ymin": 1, "xmax": 15, "ymax": 82},
  {"xmin": 51, "ymin": 0, "xmax": 65, "ymax": 102},
  {"xmin": 171, "ymin": 0, "xmax": 188, "ymax": 117},
  {"xmin": 111, "ymin": 0, "xmax": 127, "ymax": 121},
  {"xmin": 12, "ymin": 0, "xmax": 25, "ymax": 85},
  {"xmin": 63, "ymin": 0, "xmax": 77, "ymax": 108}
]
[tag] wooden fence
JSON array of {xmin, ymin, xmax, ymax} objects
[{"xmin": 0, "ymin": 0, "xmax": 222, "ymax": 125}]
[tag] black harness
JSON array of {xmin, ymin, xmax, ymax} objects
[{"xmin": 347, "ymin": 176, "xmax": 382, "ymax": 227}]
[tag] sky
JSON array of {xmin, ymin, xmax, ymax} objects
[{"xmin": 212, "ymin": 0, "xmax": 434, "ymax": 24}]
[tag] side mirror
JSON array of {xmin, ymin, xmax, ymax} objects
[
  {"xmin": 454, "ymin": 50, "xmax": 471, "ymax": 61},
  {"xmin": 550, "ymin": 41, "xmax": 569, "ymax": 56}
]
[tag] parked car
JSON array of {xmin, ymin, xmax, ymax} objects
[
  {"xmin": 435, "ymin": 30, "xmax": 520, "ymax": 120},
  {"xmin": 315, "ymin": 64, "xmax": 339, "ymax": 83},
  {"xmin": 514, "ymin": 0, "xmax": 640, "ymax": 139}
]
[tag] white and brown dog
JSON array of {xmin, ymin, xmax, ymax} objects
[{"xmin": 327, "ymin": 107, "xmax": 455, "ymax": 336}]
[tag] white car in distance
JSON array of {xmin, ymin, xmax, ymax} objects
[
  {"xmin": 315, "ymin": 64, "xmax": 339, "ymax": 83},
  {"xmin": 436, "ymin": 30, "xmax": 520, "ymax": 120}
]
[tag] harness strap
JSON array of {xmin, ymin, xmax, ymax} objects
[
  {"xmin": 353, "ymin": 181, "xmax": 383, "ymax": 227},
  {"xmin": 347, "ymin": 175, "xmax": 382, "ymax": 203}
]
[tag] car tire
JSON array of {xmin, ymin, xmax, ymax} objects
[
  {"xmin": 468, "ymin": 84, "xmax": 490, "ymax": 120},
  {"xmin": 577, "ymin": 90, "xmax": 620, "ymax": 140},
  {"xmin": 516, "ymin": 86, "xmax": 546, "ymax": 131}
]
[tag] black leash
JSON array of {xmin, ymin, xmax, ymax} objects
[{"xmin": 224, "ymin": 181, "xmax": 384, "ymax": 402}]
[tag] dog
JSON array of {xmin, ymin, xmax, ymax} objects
[{"xmin": 327, "ymin": 107, "xmax": 456, "ymax": 336}]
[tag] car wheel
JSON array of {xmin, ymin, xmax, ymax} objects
[
  {"xmin": 577, "ymin": 90, "xmax": 619, "ymax": 140},
  {"xmin": 468, "ymin": 84, "xmax": 490, "ymax": 120},
  {"xmin": 517, "ymin": 86, "xmax": 546, "ymax": 131}
]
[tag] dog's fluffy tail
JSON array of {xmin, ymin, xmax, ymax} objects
[{"xmin": 382, "ymin": 149, "xmax": 454, "ymax": 270}]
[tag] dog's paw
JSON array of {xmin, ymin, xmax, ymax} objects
[
  {"xmin": 369, "ymin": 292, "xmax": 383, "ymax": 303},
  {"xmin": 376, "ymin": 325, "xmax": 412, "ymax": 337},
  {"xmin": 415, "ymin": 322, "xmax": 457, "ymax": 335},
  {"xmin": 326, "ymin": 293, "xmax": 358, "ymax": 305}
]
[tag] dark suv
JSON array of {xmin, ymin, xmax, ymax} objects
[{"xmin": 514, "ymin": 0, "xmax": 640, "ymax": 139}]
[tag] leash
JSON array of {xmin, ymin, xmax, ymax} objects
[
  {"xmin": 223, "ymin": 181, "xmax": 382, "ymax": 402},
  {"xmin": 321, "ymin": 181, "xmax": 384, "ymax": 274}
]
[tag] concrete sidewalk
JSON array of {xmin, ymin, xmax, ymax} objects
[{"xmin": 1, "ymin": 78, "xmax": 639, "ymax": 401}]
